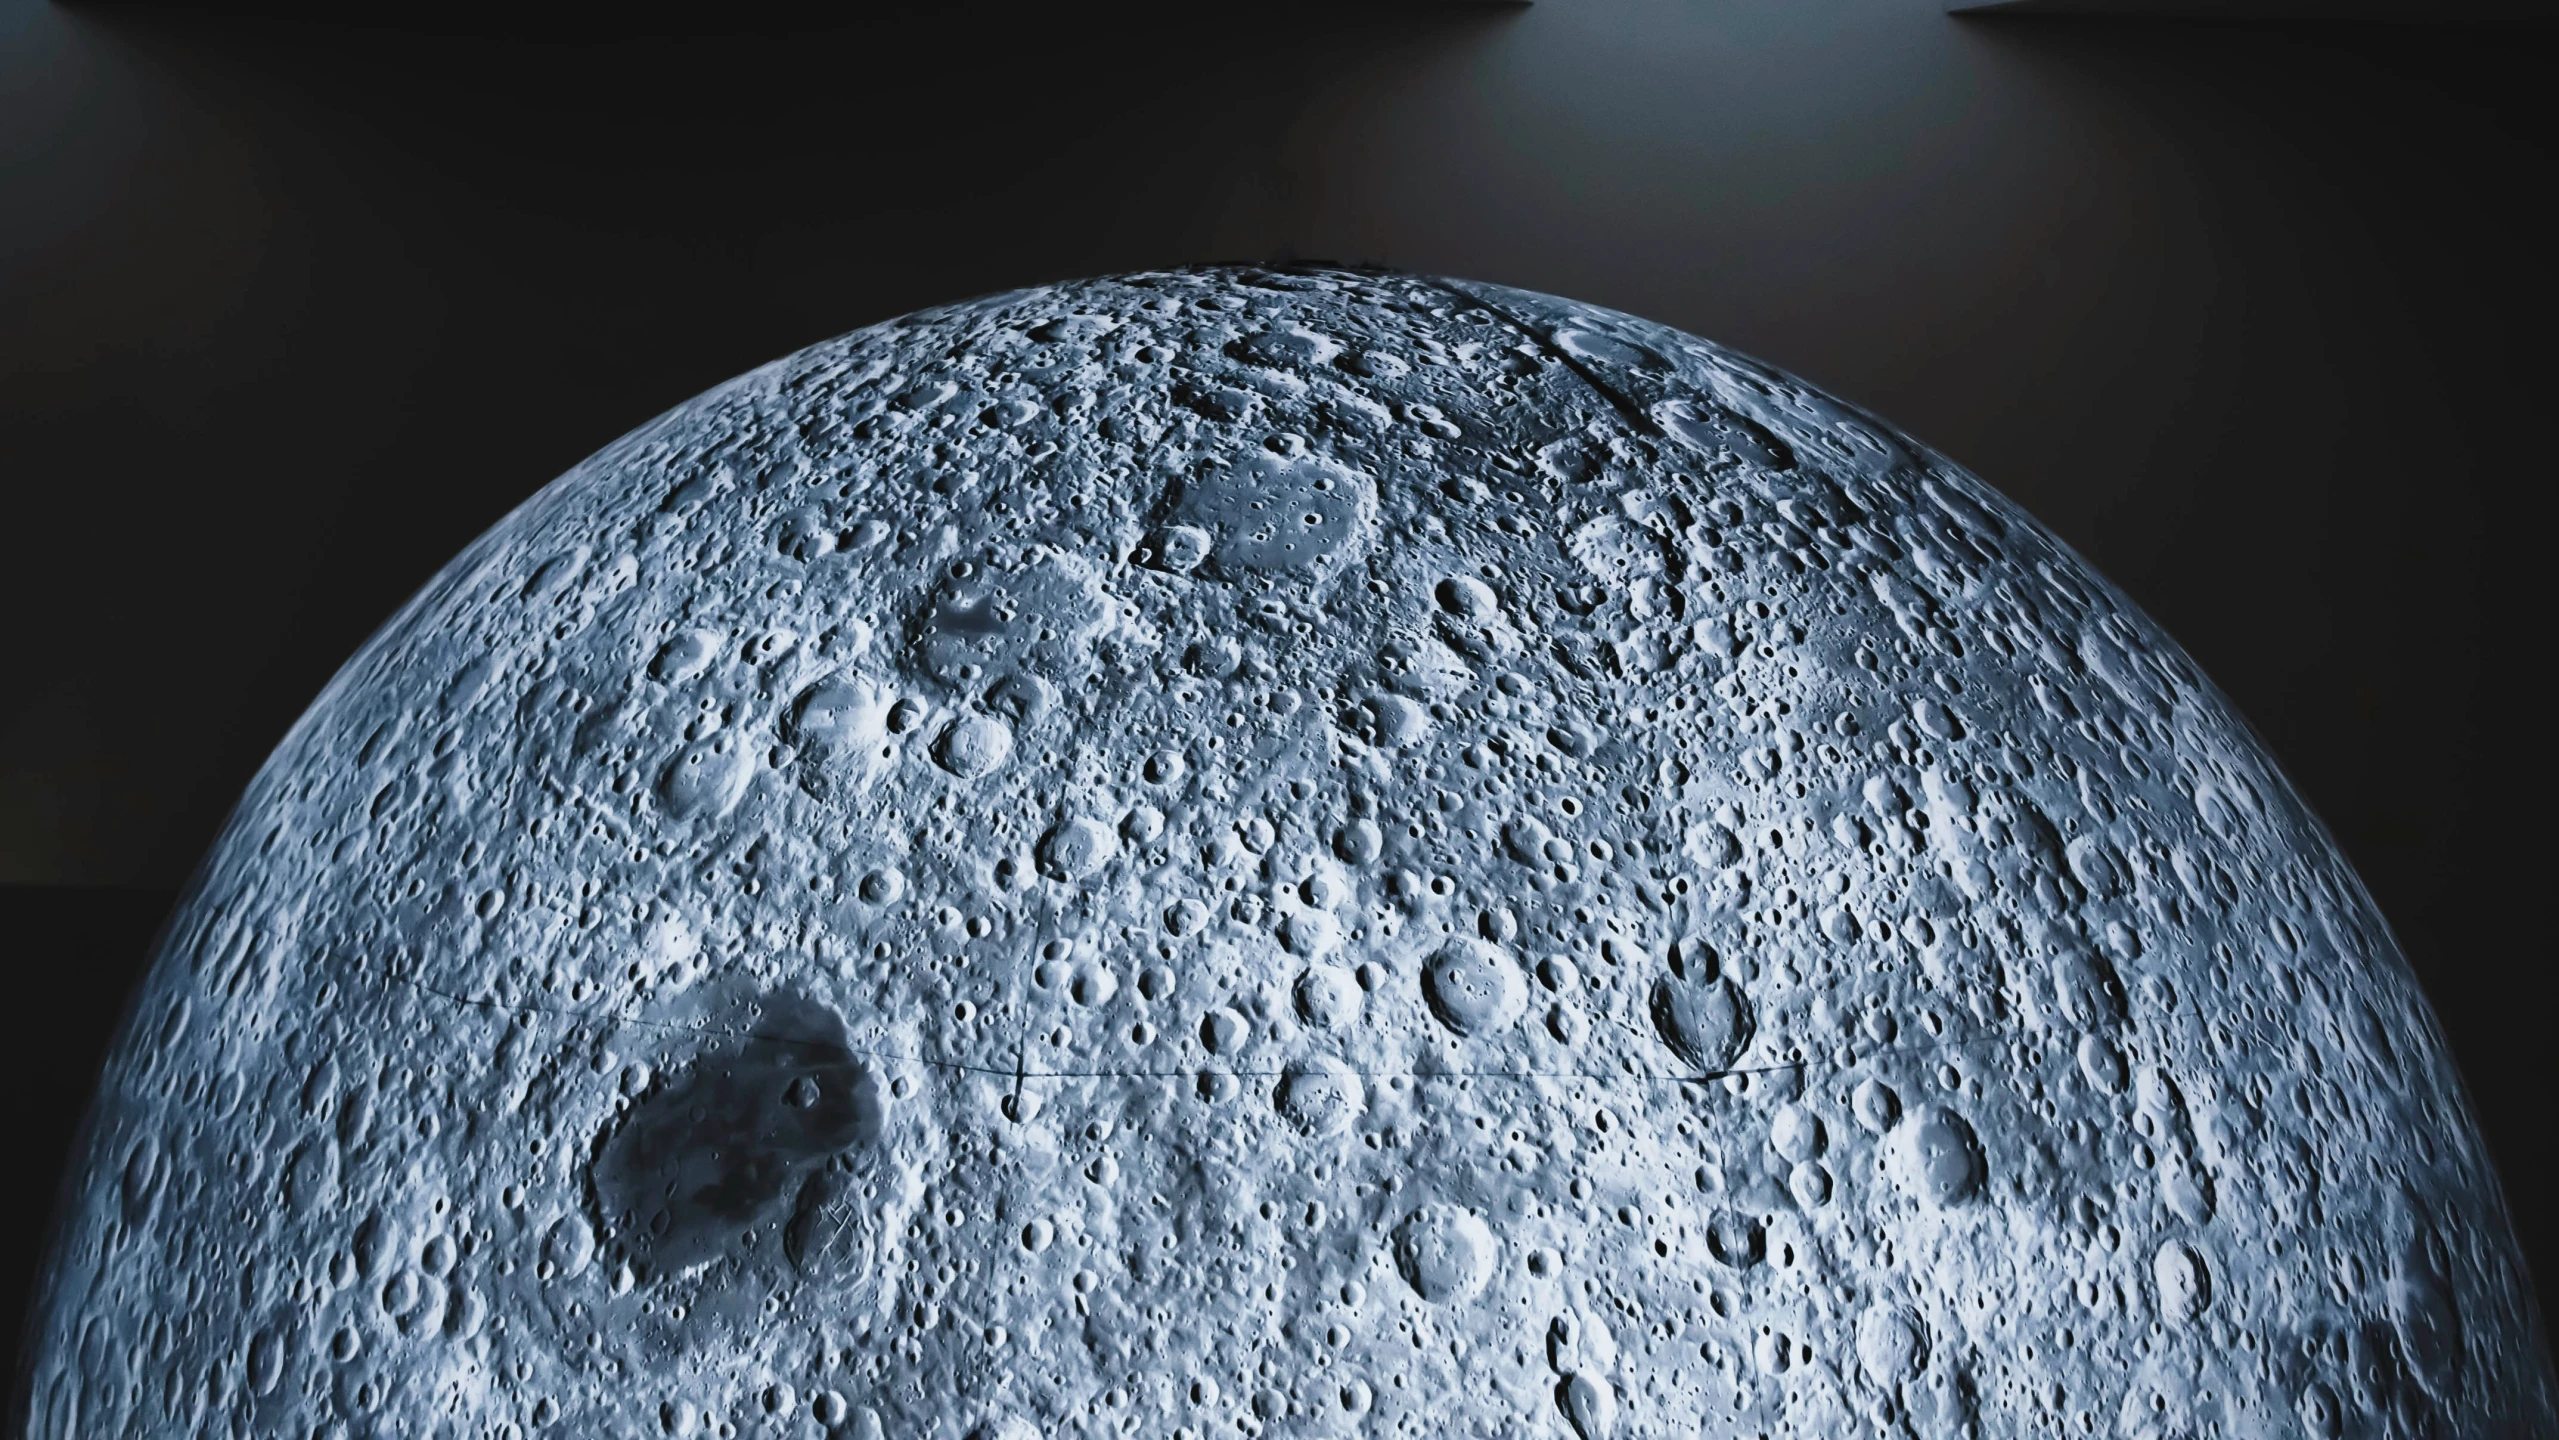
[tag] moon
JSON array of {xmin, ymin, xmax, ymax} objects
[{"xmin": 22, "ymin": 267, "xmax": 2552, "ymax": 1438}]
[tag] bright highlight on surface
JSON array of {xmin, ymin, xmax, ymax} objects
[{"xmin": 24, "ymin": 267, "xmax": 2552, "ymax": 1438}]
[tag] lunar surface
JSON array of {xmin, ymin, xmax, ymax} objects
[{"xmin": 22, "ymin": 267, "xmax": 2552, "ymax": 1439}]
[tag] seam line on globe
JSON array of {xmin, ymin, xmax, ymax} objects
[{"xmin": 352, "ymin": 952, "xmax": 2047, "ymax": 1088}]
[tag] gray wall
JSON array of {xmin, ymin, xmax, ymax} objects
[{"xmin": 3, "ymin": 0, "xmax": 2549, "ymax": 1312}]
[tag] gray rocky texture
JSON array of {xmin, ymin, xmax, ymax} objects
[{"xmin": 22, "ymin": 266, "xmax": 2553, "ymax": 1439}]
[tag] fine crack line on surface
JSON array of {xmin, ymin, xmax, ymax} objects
[{"xmin": 350, "ymin": 954, "xmax": 2042, "ymax": 1089}]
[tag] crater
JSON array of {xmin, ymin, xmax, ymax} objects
[{"xmin": 590, "ymin": 994, "xmax": 886, "ymax": 1279}]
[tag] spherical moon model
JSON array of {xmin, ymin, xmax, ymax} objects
[{"xmin": 24, "ymin": 268, "xmax": 2554, "ymax": 1439}]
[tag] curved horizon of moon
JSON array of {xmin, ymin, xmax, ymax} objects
[{"xmin": 22, "ymin": 266, "xmax": 2552, "ymax": 1439}]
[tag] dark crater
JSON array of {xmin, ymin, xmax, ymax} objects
[{"xmin": 590, "ymin": 994, "xmax": 884, "ymax": 1278}]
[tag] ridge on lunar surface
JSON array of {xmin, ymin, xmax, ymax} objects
[{"xmin": 22, "ymin": 266, "xmax": 2552, "ymax": 1439}]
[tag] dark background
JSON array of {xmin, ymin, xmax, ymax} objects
[{"xmin": 5, "ymin": 0, "xmax": 2552, "ymax": 1392}]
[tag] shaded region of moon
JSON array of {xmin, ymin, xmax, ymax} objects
[{"xmin": 21, "ymin": 266, "xmax": 2552, "ymax": 1439}]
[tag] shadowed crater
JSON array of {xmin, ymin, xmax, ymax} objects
[{"xmin": 590, "ymin": 994, "xmax": 885, "ymax": 1278}]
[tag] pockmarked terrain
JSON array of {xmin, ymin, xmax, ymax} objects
[{"xmin": 25, "ymin": 268, "xmax": 2551, "ymax": 1439}]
